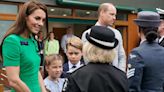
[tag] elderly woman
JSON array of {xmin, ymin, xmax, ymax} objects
[{"xmin": 62, "ymin": 26, "xmax": 128, "ymax": 92}]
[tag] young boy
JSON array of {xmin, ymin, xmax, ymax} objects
[{"xmin": 62, "ymin": 36, "xmax": 84, "ymax": 78}]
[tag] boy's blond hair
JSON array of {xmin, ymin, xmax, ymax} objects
[{"xmin": 66, "ymin": 36, "xmax": 83, "ymax": 51}]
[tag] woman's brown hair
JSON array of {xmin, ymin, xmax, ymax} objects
[{"xmin": 0, "ymin": 0, "xmax": 49, "ymax": 61}]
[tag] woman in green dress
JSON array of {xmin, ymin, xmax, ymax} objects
[{"xmin": 0, "ymin": 1, "xmax": 48, "ymax": 92}]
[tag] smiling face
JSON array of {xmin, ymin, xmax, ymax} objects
[{"xmin": 26, "ymin": 9, "xmax": 46, "ymax": 34}]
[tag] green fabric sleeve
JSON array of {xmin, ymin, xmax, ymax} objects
[{"xmin": 3, "ymin": 35, "xmax": 20, "ymax": 66}]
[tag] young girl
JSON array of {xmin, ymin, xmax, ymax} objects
[{"xmin": 44, "ymin": 54, "xmax": 65, "ymax": 92}]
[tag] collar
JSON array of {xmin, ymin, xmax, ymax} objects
[
  {"xmin": 48, "ymin": 76, "xmax": 59, "ymax": 83},
  {"xmin": 95, "ymin": 22, "xmax": 105, "ymax": 26},
  {"xmin": 159, "ymin": 36, "xmax": 164, "ymax": 43},
  {"xmin": 140, "ymin": 39, "xmax": 146, "ymax": 44},
  {"xmin": 68, "ymin": 61, "xmax": 81, "ymax": 70},
  {"xmin": 95, "ymin": 22, "xmax": 115, "ymax": 31}
]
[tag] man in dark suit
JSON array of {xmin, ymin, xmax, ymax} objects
[{"xmin": 157, "ymin": 8, "xmax": 164, "ymax": 46}]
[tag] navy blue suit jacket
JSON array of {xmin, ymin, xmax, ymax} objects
[{"xmin": 61, "ymin": 60, "xmax": 85, "ymax": 78}]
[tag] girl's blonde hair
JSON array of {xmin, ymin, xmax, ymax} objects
[{"xmin": 45, "ymin": 54, "xmax": 63, "ymax": 66}]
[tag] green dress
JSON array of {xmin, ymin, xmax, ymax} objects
[{"xmin": 3, "ymin": 34, "xmax": 41, "ymax": 92}]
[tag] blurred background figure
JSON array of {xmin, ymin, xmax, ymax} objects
[
  {"xmin": 44, "ymin": 54, "xmax": 65, "ymax": 92},
  {"xmin": 61, "ymin": 27, "xmax": 76, "ymax": 62},
  {"xmin": 44, "ymin": 31, "xmax": 60, "ymax": 56},
  {"xmin": 127, "ymin": 11, "xmax": 164, "ymax": 92},
  {"xmin": 61, "ymin": 27, "xmax": 75, "ymax": 53},
  {"xmin": 37, "ymin": 31, "xmax": 44, "ymax": 66}
]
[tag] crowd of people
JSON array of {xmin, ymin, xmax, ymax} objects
[{"xmin": 0, "ymin": 0, "xmax": 164, "ymax": 92}]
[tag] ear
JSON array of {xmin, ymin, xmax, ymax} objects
[
  {"xmin": 45, "ymin": 66, "xmax": 49, "ymax": 72},
  {"xmin": 100, "ymin": 10, "xmax": 105, "ymax": 17},
  {"xmin": 66, "ymin": 51, "xmax": 68, "ymax": 57},
  {"xmin": 137, "ymin": 30, "xmax": 140, "ymax": 37},
  {"xmin": 25, "ymin": 16, "xmax": 28, "ymax": 21},
  {"xmin": 81, "ymin": 51, "xmax": 83, "ymax": 56}
]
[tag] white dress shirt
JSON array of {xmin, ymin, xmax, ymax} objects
[{"xmin": 68, "ymin": 61, "xmax": 81, "ymax": 71}]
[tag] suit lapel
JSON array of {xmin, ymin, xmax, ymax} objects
[{"xmin": 159, "ymin": 38, "xmax": 164, "ymax": 47}]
